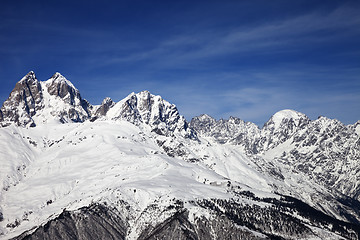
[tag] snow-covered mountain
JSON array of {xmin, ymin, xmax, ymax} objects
[
  {"xmin": 103, "ymin": 90, "xmax": 195, "ymax": 139},
  {"xmin": 0, "ymin": 72, "xmax": 360, "ymax": 240},
  {"xmin": 191, "ymin": 110, "xmax": 360, "ymax": 202},
  {"xmin": 0, "ymin": 72, "xmax": 91, "ymax": 128},
  {"xmin": 190, "ymin": 114, "xmax": 260, "ymax": 152}
]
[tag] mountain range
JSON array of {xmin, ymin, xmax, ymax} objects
[{"xmin": 0, "ymin": 72, "xmax": 359, "ymax": 240}]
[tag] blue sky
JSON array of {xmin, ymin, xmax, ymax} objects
[{"xmin": 0, "ymin": 0, "xmax": 359, "ymax": 126}]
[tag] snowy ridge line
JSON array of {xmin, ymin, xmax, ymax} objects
[{"xmin": 0, "ymin": 71, "xmax": 359, "ymax": 239}]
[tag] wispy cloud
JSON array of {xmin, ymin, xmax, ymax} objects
[
  {"xmin": 4, "ymin": 3, "xmax": 357, "ymax": 72},
  {"xmin": 94, "ymin": 4, "xmax": 360, "ymax": 69},
  {"xmin": 1, "ymin": 2, "xmax": 359, "ymax": 125}
]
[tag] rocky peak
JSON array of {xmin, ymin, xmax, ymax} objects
[
  {"xmin": 190, "ymin": 114, "xmax": 216, "ymax": 135},
  {"xmin": 197, "ymin": 114, "xmax": 215, "ymax": 121},
  {"xmin": 228, "ymin": 116, "xmax": 242, "ymax": 124},
  {"xmin": 48, "ymin": 72, "xmax": 76, "ymax": 87},
  {"xmin": 263, "ymin": 109, "xmax": 310, "ymax": 131},
  {"xmin": 102, "ymin": 97, "xmax": 114, "ymax": 105},
  {"xmin": 0, "ymin": 71, "xmax": 43, "ymax": 127},
  {"xmin": 45, "ymin": 72, "xmax": 80, "ymax": 105},
  {"xmin": 12, "ymin": 72, "xmax": 43, "ymax": 105},
  {"xmin": 106, "ymin": 91, "xmax": 195, "ymax": 138},
  {"xmin": 12, "ymin": 71, "xmax": 42, "ymax": 100},
  {"xmin": 192, "ymin": 109, "xmax": 311, "ymax": 153},
  {"xmin": 308, "ymin": 116, "xmax": 349, "ymax": 141},
  {"xmin": 42, "ymin": 73, "xmax": 92, "ymax": 123},
  {"xmin": 18, "ymin": 71, "xmax": 36, "ymax": 82},
  {"xmin": 191, "ymin": 114, "xmax": 260, "ymax": 150},
  {"xmin": 254, "ymin": 110, "xmax": 311, "ymax": 152},
  {"xmin": 0, "ymin": 72, "xmax": 93, "ymax": 127}
]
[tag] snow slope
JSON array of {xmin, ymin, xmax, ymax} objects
[{"xmin": 0, "ymin": 121, "xmax": 234, "ymax": 239}]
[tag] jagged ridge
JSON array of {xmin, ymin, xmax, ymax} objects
[{"xmin": 0, "ymin": 71, "xmax": 359, "ymax": 240}]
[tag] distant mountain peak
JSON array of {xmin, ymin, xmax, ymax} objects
[
  {"xmin": 197, "ymin": 114, "xmax": 215, "ymax": 120},
  {"xmin": 138, "ymin": 89, "xmax": 151, "ymax": 95},
  {"xmin": 190, "ymin": 114, "xmax": 260, "ymax": 148},
  {"xmin": 273, "ymin": 109, "xmax": 305, "ymax": 118},
  {"xmin": 255, "ymin": 109, "xmax": 312, "ymax": 152},
  {"xmin": 268, "ymin": 109, "xmax": 309, "ymax": 129}
]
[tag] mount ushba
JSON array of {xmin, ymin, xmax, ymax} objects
[{"xmin": 0, "ymin": 72, "xmax": 359, "ymax": 240}]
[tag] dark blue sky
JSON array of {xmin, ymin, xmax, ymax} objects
[{"xmin": 1, "ymin": 0, "xmax": 359, "ymax": 125}]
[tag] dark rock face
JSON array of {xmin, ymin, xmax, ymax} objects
[
  {"xmin": 13, "ymin": 203, "xmax": 269, "ymax": 240},
  {"xmin": 138, "ymin": 210, "xmax": 266, "ymax": 240},
  {"xmin": 0, "ymin": 71, "xmax": 43, "ymax": 127},
  {"xmin": 198, "ymin": 199, "xmax": 311, "ymax": 239},
  {"xmin": 198, "ymin": 197, "xmax": 360, "ymax": 240},
  {"xmin": 138, "ymin": 210, "xmax": 200, "ymax": 240},
  {"xmin": 193, "ymin": 215, "xmax": 266, "ymax": 240},
  {"xmin": 95, "ymin": 97, "xmax": 115, "ymax": 116},
  {"xmin": 47, "ymin": 74, "xmax": 75, "ymax": 100},
  {"xmin": 189, "ymin": 114, "xmax": 217, "ymax": 135},
  {"xmin": 14, "ymin": 204, "xmax": 128, "ymax": 240},
  {"xmin": 14, "ymin": 195, "xmax": 360, "ymax": 240}
]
